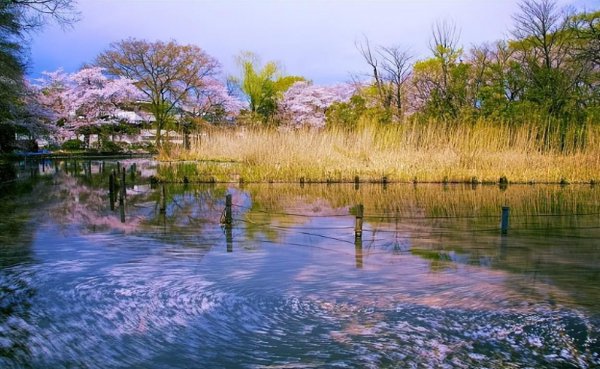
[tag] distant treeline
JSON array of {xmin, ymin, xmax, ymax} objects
[
  {"xmin": 0, "ymin": 0, "xmax": 598, "ymax": 153},
  {"xmin": 347, "ymin": 1, "xmax": 599, "ymax": 128}
]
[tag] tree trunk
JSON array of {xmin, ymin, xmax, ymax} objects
[{"xmin": 155, "ymin": 120, "xmax": 162, "ymax": 148}]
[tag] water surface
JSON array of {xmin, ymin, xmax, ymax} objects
[{"xmin": 1, "ymin": 159, "xmax": 599, "ymax": 368}]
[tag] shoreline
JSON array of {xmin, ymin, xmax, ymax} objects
[{"xmin": 151, "ymin": 161, "xmax": 598, "ymax": 185}]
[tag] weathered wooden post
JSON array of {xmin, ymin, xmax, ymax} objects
[
  {"xmin": 354, "ymin": 176, "xmax": 360, "ymax": 190},
  {"xmin": 109, "ymin": 172, "xmax": 115, "ymax": 211},
  {"xmin": 382, "ymin": 176, "xmax": 388, "ymax": 190},
  {"xmin": 355, "ymin": 236, "xmax": 363, "ymax": 269},
  {"xmin": 355, "ymin": 204, "xmax": 364, "ymax": 239},
  {"xmin": 220, "ymin": 194, "xmax": 233, "ymax": 252},
  {"xmin": 226, "ymin": 225, "xmax": 233, "ymax": 253},
  {"xmin": 501, "ymin": 206, "xmax": 510, "ymax": 235},
  {"xmin": 160, "ymin": 185, "xmax": 166, "ymax": 214},
  {"xmin": 225, "ymin": 194, "xmax": 233, "ymax": 225},
  {"xmin": 121, "ymin": 166, "xmax": 126, "ymax": 198},
  {"xmin": 116, "ymin": 162, "xmax": 120, "ymax": 174},
  {"xmin": 499, "ymin": 176, "xmax": 508, "ymax": 191},
  {"xmin": 299, "ymin": 177, "xmax": 305, "ymax": 188},
  {"xmin": 111, "ymin": 169, "xmax": 116, "ymax": 199},
  {"xmin": 120, "ymin": 201, "xmax": 126, "ymax": 223},
  {"xmin": 119, "ymin": 168, "xmax": 125, "ymax": 208},
  {"xmin": 130, "ymin": 163, "xmax": 136, "ymax": 182}
]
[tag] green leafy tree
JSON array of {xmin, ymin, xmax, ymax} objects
[
  {"xmin": 0, "ymin": 0, "xmax": 77, "ymax": 151},
  {"xmin": 510, "ymin": 0, "xmax": 577, "ymax": 117},
  {"xmin": 569, "ymin": 10, "xmax": 600, "ymax": 114},
  {"xmin": 411, "ymin": 21, "xmax": 471, "ymax": 119},
  {"xmin": 230, "ymin": 52, "xmax": 304, "ymax": 124},
  {"xmin": 0, "ymin": 4, "xmax": 25, "ymax": 125}
]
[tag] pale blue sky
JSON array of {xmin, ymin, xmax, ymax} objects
[{"xmin": 29, "ymin": 0, "xmax": 597, "ymax": 84}]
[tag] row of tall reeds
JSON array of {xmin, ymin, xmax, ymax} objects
[{"xmin": 157, "ymin": 117, "xmax": 600, "ymax": 184}]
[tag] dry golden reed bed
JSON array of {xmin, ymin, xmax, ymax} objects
[{"xmin": 157, "ymin": 119, "xmax": 600, "ymax": 184}]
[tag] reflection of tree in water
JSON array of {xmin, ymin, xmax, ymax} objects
[
  {"xmin": 0, "ymin": 162, "xmax": 16, "ymax": 182},
  {"xmin": 237, "ymin": 183, "xmax": 600, "ymax": 310},
  {"xmin": 0, "ymin": 160, "xmax": 232, "ymax": 367},
  {"xmin": 38, "ymin": 161, "xmax": 229, "ymax": 251},
  {"xmin": 1, "ymin": 160, "xmax": 599, "ymax": 367},
  {"xmin": 0, "ymin": 175, "xmax": 51, "ymax": 367},
  {"xmin": 144, "ymin": 183, "xmax": 228, "ymax": 248},
  {"xmin": 34, "ymin": 167, "xmax": 600, "ymax": 309},
  {"xmin": 243, "ymin": 182, "xmax": 600, "ymax": 219},
  {"xmin": 286, "ymin": 246, "xmax": 600, "ymax": 367}
]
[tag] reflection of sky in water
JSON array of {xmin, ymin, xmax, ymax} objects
[{"xmin": 0, "ymin": 161, "xmax": 599, "ymax": 368}]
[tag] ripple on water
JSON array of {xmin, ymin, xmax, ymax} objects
[
  {"xmin": 1, "ymin": 262, "xmax": 600, "ymax": 369},
  {"xmin": 1, "ymin": 237, "xmax": 600, "ymax": 368}
]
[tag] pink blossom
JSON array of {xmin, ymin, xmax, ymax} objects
[
  {"xmin": 183, "ymin": 78, "xmax": 247, "ymax": 118},
  {"xmin": 33, "ymin": 67, "xmax": 143, "ymax": 135},
  {"xmin": 279, "ymin": 81, "xmax": 355, "ymax": 128}
]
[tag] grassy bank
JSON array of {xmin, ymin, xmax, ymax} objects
[{"xmin": 157, "ymin": 119, "xmax": 600, "ymax": 184}]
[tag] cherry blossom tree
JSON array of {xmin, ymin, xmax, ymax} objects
[
  {"xmin": 278, "ymin": 81, "xmax": 356, "ymax": 128},
  {"xmin": 35, "ymin": 69, "xmax": 70, "ymax": 122},
  {"xmin": 176, "ymin": 78, "xmax": 246, "ymax": 148},
  {"xmin": 18, "ymin": 81, "xmax": 59, "ymax": 139},
  {"xmin": 67, "ymin": 67, "xmax": 141, "ymax": 125},
  {"xmin": 33, "ymin": 67, "xmax": 142, "ymax": 141},
  {"xmin": 183, "ymin": 77, "xmax": 247, "ymax": 121},
  {"xmin": 33, "ymin": 68, "xmax": 72, "ymax": 140},
  {"xmin": 96, "ymin": 39, "xmax": 220, "ymax": 146}
]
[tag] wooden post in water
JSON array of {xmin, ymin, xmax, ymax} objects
[
  {"xmin": 119, "ymin": 168, "xmax": 125, "ymax": 207},
  {"xmin": 120, "ymin": 201, "xmax": 125, "ymax": 223},
  {"xmin": 109, "ymin": 172, "xmax": 115, "ymax": 211},
  {"xmin": 221, "ymin": 194, "xmax": 233, "ymax": 252},
  {"xmin": 226, "ymin": 225, "xmax": 233, "ymax": 253},
  {"xmin": 355, "ymin": 236, "xmax": 363, "ymax": 269},
  {"xmin": 354, "ymin": 176, "xmax": 360, "ymax": 190},
  {"xmin": 111, "ymin": 169, "xmax": 116, "ymax": 204},
  {"xmin": 225, "ymin": 194, "xmax": 233, "ymax": 225},
  {"xmin": 160, "ymin": 185, "xmax": 166, "ymax": 214},
  {"xmin": 501, "ymin": 206, "xmax": 510, "ymax": 235},
  {"xmin": 355, "ymin": 204, "xmax": 364, "ymax": 239},
  {"xmin": 121, "ymin": 166, "xmax": 126, "ymax": 199}
]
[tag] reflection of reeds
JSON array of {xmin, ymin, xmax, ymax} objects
[
  {"xmin": 241, "ymin": 183, "xmax": 599, "ymax": 219},
  {"xmin": 157, "ymin": 119, "xmax": 600, "ymax": 183}
]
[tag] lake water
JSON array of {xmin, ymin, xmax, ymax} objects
[{"xmin": 1, "ymin": 159, "xmax": 599, "ymax": 368}]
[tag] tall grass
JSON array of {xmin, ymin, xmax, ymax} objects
[{"xmin": 157, "ymin": 118, "xmax": 600, "ymax": 183}]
